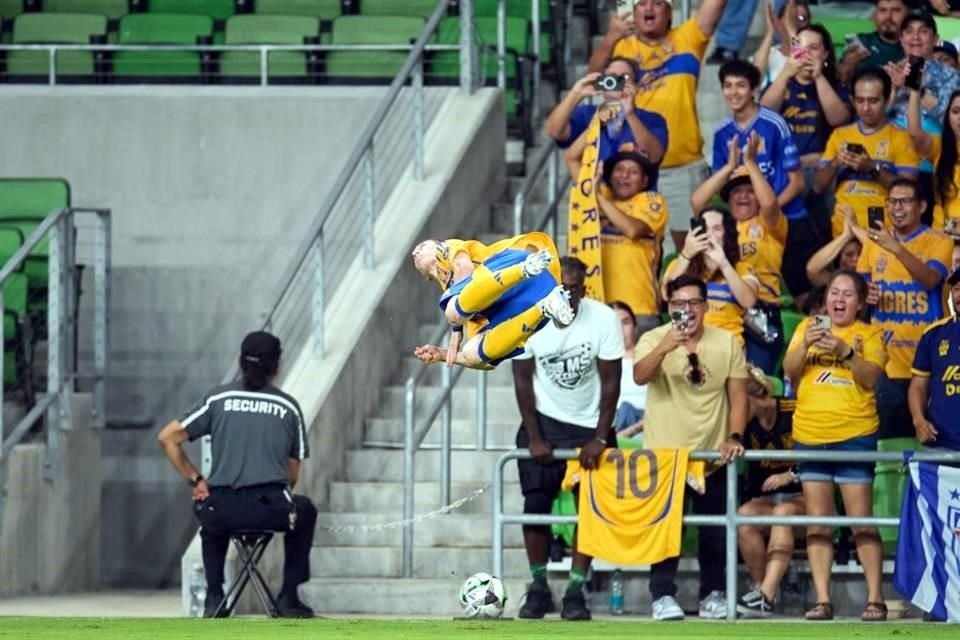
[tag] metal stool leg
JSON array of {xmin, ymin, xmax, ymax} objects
[{"xmin": 213, "ymin": 532, "xmax": 280, "ymax": 618}]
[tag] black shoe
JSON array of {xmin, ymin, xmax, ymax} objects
[
  {"xmin": 706, "ymin": 47, "xmax": 738, "ymax": 65},
  {"xmin": 518, "ymin": 582, "xmax": 556, "ymax": 619},
  {"xmin": 277, "ymin": 593, "xmax": 315, "ymax": 619},
  {"xmin": 561, "ymin": 589, "xmax": 592, "ymax": 621},
  {"xmin": 203, "ymin": 592, "xmax": 228, "ymax": 618}
]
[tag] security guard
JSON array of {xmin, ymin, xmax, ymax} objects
[{"xmin": 158, "ymin": 330, "xmax": 317, "ymax": 618}]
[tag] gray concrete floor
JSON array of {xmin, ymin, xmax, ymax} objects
[{"xmin": 0, "ymin": 590, "xmax": 181, "ymax": 617}]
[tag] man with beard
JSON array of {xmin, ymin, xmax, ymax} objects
[{"xmin": 836, "ymin": 0, "xmax": 907, "ymax": 86}]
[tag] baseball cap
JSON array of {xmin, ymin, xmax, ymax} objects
[
  {"xmin": 241, "ymin": 330, "xmax": 282, "ymax": 366},
  {"xmin": 948, "ymin": 266, "xmax": 960, "ymax": 286},
  {"xmin": 901, "ymin": 9, "xmax": 937, "ymax": 34},
  {"xmin": 602, "ymin": 149, "xmax": 659, "ymax": 190},
  {"xmin": 719, "ymin": 166, "xmax": 752, "ymax": 201},
  {"xmin": 934, "ymin": 41, "xmax": 959, "ymax": 63}
]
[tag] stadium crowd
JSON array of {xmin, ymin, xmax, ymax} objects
[{"xmin": 523, "ymin": 0, "xmax": 960, "ymax": 623}]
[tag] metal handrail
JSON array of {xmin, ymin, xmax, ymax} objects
[
  {"xmin": 512, "ymin": 143, "xmax": 565, "ymax": 238},
  {"xmin": 492, "ymin": 448, "xmax": 960, "ymax": 620}
]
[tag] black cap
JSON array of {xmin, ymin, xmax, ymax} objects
[
  {"xmin": 948, "ymin": 266, "xmax": 960, "ymax": 286},
  {"xmin": 902, "ymin": 9, "xmax": 937, "ymax": 34},
  {"xmin": 241, "ymin": 330, "xmax": 281, "ymax": 366},
  {"xmin": 719, "ymin": 168, "xmax": 753, "ymax": 202},
  {"xmin": 934, "ymin": 41, "xmax": 959, "ymax": 62},
  {"xmin": 602, "ymin": 150, "xmax": 659, "ymax": 191}
]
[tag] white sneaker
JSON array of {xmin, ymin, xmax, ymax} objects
[
  {"xmin": 521, "ymin": 249, "xmax": 553, "ymax": 278},
  {"xmin": 539, "ymin": 285, "xmax": 575, "ymax": 327},
  {"xmin": 651, "ymin": 595, "xmax": 685, "ymax": 621},
  {"xmin": 698, "ymin": 590, "xmax": 727, "ymax": 619}
]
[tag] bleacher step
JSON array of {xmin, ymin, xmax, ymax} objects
[
  {"xmin": 376, "ymin": 385, "xmax": 521, "ymax": 422},
  {"xmin": 313, "ymin": 512, "xmax": 525, "ymax": 547},
  {"xmin": 364, "ymin": 417, "xmax": 518, "ymax": 449},
  {"xmin": 345, "ymin": 449, "xmax": 519, "ymax": 483},
  {"xmin": 309, "ymin": 545, "xmax": 529, "ymax": 579},
  {"xmin": 327, "ymin": 480, "xmax": 522, "ymax": 514}
]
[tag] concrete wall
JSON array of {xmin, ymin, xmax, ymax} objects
[
  {"xmin": 0, "ymin": 396, "xmax": 100, "ymax": 596},
  {"xmin": 0, "ymin": 86, "xmax": 384, "ymax": 587}
]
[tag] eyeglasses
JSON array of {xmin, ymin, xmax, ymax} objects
[
  {"xmin": 885, "ymin": 197, "xmax": 916, "ymax": 208},
  {"xmin": 668, "ymin": 298, "xmax": 705, "ymax": 309},
  {"xmin": 687, "ymin": 352, "xmax": 704, "ymax": 386}
]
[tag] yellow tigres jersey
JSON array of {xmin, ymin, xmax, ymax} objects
[
  {"xmin": 561, "ymin": 448, "xmax": 705, "ymax": 565},
  {"xmin": 599, "ymin": 187, "xmax": 668, "ymax": 315},
  {"xmin": 612, "ymin": 19, "xmax": 709, "ymax": 168},
  {"xmin": 737, "ymin": 213, "xmax": 787, "ymax": 304},
  {"xmin": 787, "ymin": 318, "xmax": 886, "ymax": 444},
  {"xmin": 432, "ymin": 232, "xmax": 560, "ymax": 292},
  {"xmin": 923, "ymin": 135, "xmax": 960, "ymax": 234},
  {"xmin": 856, "ymin": 227, "xmax": 953, "ymax": 378},
  {"xmin": 822, "ymin": 122, "xmax": 920, "ymax": 237}
]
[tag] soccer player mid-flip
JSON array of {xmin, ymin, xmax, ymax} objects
[{"xmin": 411, "ymin": 232, "xmax": 574, "ymax": 369}]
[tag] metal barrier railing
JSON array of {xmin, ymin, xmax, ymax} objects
[
  {"xmin": 513, "ymin": 143, "xmax": 566, "ymax": 241},
  {"xmin": 492, "ymin": 448, "xmax": 960, "ymax": 621},
  {"xmin": 0, "ymin": 207, "xmax": 111, "ymax": 529}
]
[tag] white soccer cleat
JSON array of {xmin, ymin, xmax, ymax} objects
[
  {"xmin": 521, "ymin": 249, "xmax": 553, "ymax": 279},
  {"xmin": 539, "ymin": 285, "xmax": 575, "ymax": 327}
]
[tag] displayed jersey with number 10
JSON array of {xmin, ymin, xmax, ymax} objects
[{"xmin": 561, "ymin": 448, "xmax": 705, "ymax": 565}]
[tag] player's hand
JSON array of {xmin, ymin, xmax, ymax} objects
[
  {"xmin": 761, "ymin": 471, "xmax": 795, "ymax": 492},
  {"xmin": 914, "ymin": 417, "xmax": 939, "ymax": 443},
  {"xmin": 579, "ymin": 437, "xmax": 607, "ymax": 470},
  {"xmin": 446, "ymin": 330, "xmax": 462, "ymax": 367},
  {"xmin": 528, "ymin": 436, "xmax": 554, "ymax": 464},
  {"xmin": 718, "ymin": 437, "xmax": 745, "ymax": 465},
  {"xmin": 192, "ymin": 479, "xmax": 210, "ymax": 502},
  {"xmin": 413, "ymin": 344, "xmax": 445, "ymax": 365}
]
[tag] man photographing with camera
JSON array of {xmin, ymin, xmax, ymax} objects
[{"xmin": 632, "ymin": 274, "xmax": 749, "ymax": 620}]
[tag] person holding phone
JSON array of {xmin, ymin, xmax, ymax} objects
[
  {"xmin": 855, "ymin": 178, "xmax": 954, "ymax": 440},
  {"xmin": 805, "ymin": 204, "xmax": 864, "ymax": 288},
  {"xmin": 692, "ymin": 132, "xmax": 786, "ymax": 372},
  {"xmin": 751, "ymin": 0, "xmax": 812, "ymax": 87},
  {"xmin": 814, "ymin": 67, "xmax": 920, "ymax": 237},
  {"xmin": 835, "ymin": 0, "xmax": 906, "ymax": 86},
  {"xmin": 907, "ymin": 86, "xmax": 960, "ymax": 237},
  {"xmin": 782, "ymin": 269, "xmax": 888, "ymax": 621}
]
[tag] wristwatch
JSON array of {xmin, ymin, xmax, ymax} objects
[
  {"xmin": 188, "ymin": 474, "xmax": 204, "ymax": 487},
  {"xmin": 843, "ymin": 347, "xmax": 856, "ymax": 361},
  {"xmin": 728, "ymin": 432, "xmax": 743, "ymax": 443}
]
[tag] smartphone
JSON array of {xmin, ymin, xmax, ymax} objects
[
  {"xmin": 790, "ymin": 44, "xmax": 808, "ymax": 58},
  {"xmin": 671, "ymin": 310, "xmax": 690, "ymax": 331},
  {"xmin": 905, "ymin": 55, "xmax": 925, "ymax": 91},
  {"xmin": 615, "ymin": 0, "xmax": 634, "ymax": 19},
  {"xmin": 813, "ymin": 314, "xmax": 832, "ymax": 329},
  {"xmin": 845, "ymin": 142, "xmax": 866, "ymax": 155},
  {"xmin": 868, "ymin": 206, "xmax": 884, "ymax": 231},
  {"xmin": 844, "ymin": 33, "xmax": 865, "ymax": 51},
  {"xmin": 690, "ymin": 216, "xmax": 707, "ymax": 235}
]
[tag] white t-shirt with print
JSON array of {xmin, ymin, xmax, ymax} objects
[{"xmin": 514, "ymin": 298, "xmax": 624, "ymax": 428}]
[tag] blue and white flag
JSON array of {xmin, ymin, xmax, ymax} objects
[{"xmin": 893, "ymin": 461, "xmax": 960, "ymax": 622}]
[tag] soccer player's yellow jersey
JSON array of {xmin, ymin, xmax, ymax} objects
[
  {"xmin": 561, "ymin": 448, "xmax": 706, "ymax": 565},
  {"xmin": 821, "ymin": 122, "xmax": 920, "ymax": 236},
  {"xmin": 600, "ymin": 187, "xmax": 669, "ymax": 315},
  {"xmin": 612, "ymin": 19, "xmax": 709, "ymax": 168},
  {"xmin": 432, "ymin": 232, "xmax": 560, "ymax": 292},
  {"xmin": 664, "ymin": 258, "xmax": 758, "ymax": 341},
  {"xmin": 787, "ymin": 318, "xmax": 887, "ymax": 444},
  {"xmin": 856, "ymin": 227, "xmax": 954, "ymax": 378},
  {"xmin": 737, "ymin": 213, "xmax": 788, "ymax": 304},
  {"xmin": 921, "ymin": 135, "xmax": 960, "ymax": 234}
]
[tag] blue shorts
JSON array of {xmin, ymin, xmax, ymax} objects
[{"xmin": 794, "ymin": 434, "xmax": 878, "ymax": 485}]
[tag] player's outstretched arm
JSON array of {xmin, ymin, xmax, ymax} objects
[{"xmin": 414, "ymin": 343, "xmax": 493, "ymax": 371}]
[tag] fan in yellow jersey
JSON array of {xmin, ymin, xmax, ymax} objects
[
  {"xmin": 411, "ymin": 233, "xmax": 574, "ymax": 369},
  {"xmin": 561, "ymin": 448, "xmax": 705, "ymax": 566},
  {"xmin": 906, "ymin": 89, "xmax": 960, "ymax": 237},
  {"xmin": 586, "ymin": 0, "xmax": 727, "ymax": 251},
  {"xmin": 691, "ymin": 131, "xmax": 788, "ymax": 373},
  {"xmin": 814, "ymin": 68, "xmax": 920, "ymax": 237},
  {"xmin": 782, "ymin": 269, "xmax": 888, "ymax": 622}
]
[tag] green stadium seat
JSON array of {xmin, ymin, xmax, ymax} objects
[
  {"xmin": 0, "ymin": 0, "xmax": 23, "ymax": 21},
  {"xmin": 474, "ymin": 0, "xmax": 552, "ymax": 65},
  {"xmin": 0, "ymin": 178, "xmax": 69, "ymax": 295},
  {"xmin": 147, "ymin": 0, "xmax": 237, "ymax": 20},
  {"xmin": 113, "ymin": 13, "xmax": 215, "ymax": 81},
  {"xmin": 818, "ymin": 17, "xmax": 875, "ymax": 59},
  {"xmin": 254, "ymin": 0, "xmax": 341, "ymax": 20},
  {"xmin": 776, "ymin": 308, "xmax": 806, "ymax": 375},
  {"xmin": 358, "ymin": 0, "xmax": 443, "ymax": 18},
  {"xmin": 219, "ymin": 14, "xmax": 320, "ymax": 82},
  {"xmin": 6, "ymin": 13, "xmax": 108, "ymax": 82},
  {"xmin": 325, "ymin": 14, "xmax": 425, "ymax": 81},
  {"xmin": 3, "ymin": 271, "xmax": 29, "ymax": 387},
  {"xmin": 874, "ymin": 436, "xmax": 918, "ymax": 556},
  {"xmin": 43, "ymin": 0, "xmax": 130, "ymax": 20},
  {"xmin": 936, "ymin": 16, "xmax": 960, "ymax": 43}
]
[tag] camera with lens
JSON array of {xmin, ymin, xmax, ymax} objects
[
  {"xmin": 670, "ymin": 310, "xmax": 691, "ymax": 332},
  {"xmin": 594, "ymin": 74, "xmax": 626, "ymax": 92}
]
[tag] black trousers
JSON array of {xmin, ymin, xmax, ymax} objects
[
  {"xmin": 649, "ymin": 469, "xmax": 727, "ymax": 600},
  {"xmin": 194, "ymin": 483, "xmax": 318, "ymax": 598}
]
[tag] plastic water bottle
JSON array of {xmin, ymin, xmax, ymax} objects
[
  {"xmin": 783, "ymin": 376, "xmax": 795, "ymax": 399},
  {"xmin": 188, "ymin": 563, "xmax": 207, "ymax": 618},
  {"xmin": 609, "ymin": 569, "xmax": 625, "ymax": 615}
]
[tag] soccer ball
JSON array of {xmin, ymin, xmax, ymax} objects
[{"xmin": 458, "ymin": 572, "xmax": 507, "ymax": 618}]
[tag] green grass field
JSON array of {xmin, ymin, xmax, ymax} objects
[{"xmin": 0, "ymin": 619, "xmax": 955, "ymax": 640}]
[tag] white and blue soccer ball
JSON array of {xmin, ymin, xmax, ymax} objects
[{"xmin": 459, "ymin": 572, "xmax": 507, "ymax": 618}]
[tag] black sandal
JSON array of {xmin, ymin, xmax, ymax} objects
[
  {"xmin": 861, "ymin": 601, "xmax": 887, "ymax": 622},
  {"xmin": 805, "ymin": 602, "xmax": 834, "ymax": 620}
]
